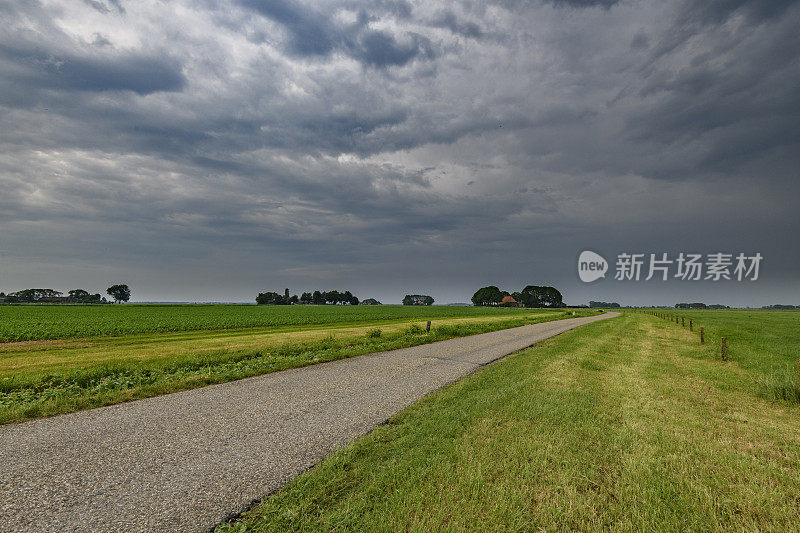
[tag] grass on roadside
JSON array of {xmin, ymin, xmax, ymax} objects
[
  {"xmin": 0, "ymin": 310, "xmax": 592, "ymax": 425},
  {"xmin": 218, "ymin": 312, "xmax": 800, "ymax": 532}
]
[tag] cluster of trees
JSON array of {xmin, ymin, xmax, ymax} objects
[
  {"xmin": 675, "ymin": 302, "xmax": 730, "ymax": 309},
  {"xmin": 472, "ymin": 285, "xmax": 564, "ymax": 307},
  {"xmin": 256, "ymin": 289, "xmax": 360, "ymax": 305},
  {"xmin": 0, "ymin": 284, "xmax": 131, "ymax": 304},
  {"xmin": 402, "ymin": 294, "xmax": 434, "ymax": 306},
  {"xmin": 589, "ymin": 301, "xmax": 621, "ymax": 308},
  {"xmin": 762, "ymin": 304, "xmax": 799, "ymax": 310}
]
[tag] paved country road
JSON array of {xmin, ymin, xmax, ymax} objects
[{"xmin": 0, "ymin": 312, "xmax": 618, "ymax": 532}]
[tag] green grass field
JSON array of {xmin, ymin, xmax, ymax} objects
[
  {"xmin": 218, "ymin": 310, "xmax": 800, "ymax": 532},
  {"xmin": 646, "ymin": 309, "xmax": 800, "ymax": 402},
  {"xmin": 0, "ymin": 305, "xmax": 590, "ymax": 424},
  {"xmin": 0, "ymin": 304, "xmax": 544, "ymax": 342}
]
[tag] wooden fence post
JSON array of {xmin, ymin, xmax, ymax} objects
[
  {"xmin": 426, "ymin": 321, "xmax": 431, "ymax": 333},
  {"xmin": 682, "ymin": 317, "xmax": 685, "ymax": 327},
  {"xmin": 689, "ymin": 319, "xmax": 693, "ymax": 331},
  {"xmin": 700, "ymin": 327, "xmax": 705, "ymax": 344},
  {"xmin": 721, "ymin": 337, "xmax": 727, "ymax": 361}
]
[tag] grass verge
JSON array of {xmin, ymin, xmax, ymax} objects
[{"xmin": 217, "ymin": 312, "xmax": 800, "ymax": 532}]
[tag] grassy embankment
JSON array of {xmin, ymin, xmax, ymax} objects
[
  {"xmin": 219, "ymin": 310, "xmax": 800, "ymax": 532},
  {"xmin": 0, "ymin": 305, "xmax": 595, "ymax": 424}
]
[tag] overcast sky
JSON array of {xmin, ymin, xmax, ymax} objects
[{"xmin": 1, "ymin": 0, "xmax": 798, "ymax": 305}]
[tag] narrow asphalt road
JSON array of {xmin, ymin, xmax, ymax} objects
[{"xmin": 0, "ymin": 312, "xmax": 618, "ymax": 532}]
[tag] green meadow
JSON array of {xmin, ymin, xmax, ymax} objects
[{"xmin": 219, "ymin": 310, "xmax": 800, "ymax": 532}]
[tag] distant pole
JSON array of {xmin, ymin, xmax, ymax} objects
[
  {"xmin": 700, "ymin": 327, "xmax": 705, "ymax": 344},
  {"xmin": 721, "ymin": 337, "xmax": 727, "ymax": 361}
]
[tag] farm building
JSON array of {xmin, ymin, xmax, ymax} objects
[
  {"xmin": 500, "ymin": 295, "xmax": 523, "ymax": 307},
  {"xmin": 360, "ymin": 298, "xmax": 382, "ymax": 305}
]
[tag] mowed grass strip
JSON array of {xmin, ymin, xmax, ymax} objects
[
  {"xmin": 218, "ymin": 313, "xmax": 800, "ymax": 532},
  {"xmin": 0, "ymin": 310, "xmax": 588, "ymax": 425}
]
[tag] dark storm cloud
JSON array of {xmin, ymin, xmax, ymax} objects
[
  {"xmin": 240, "ymin": 0, "xmax": 435, "ymax": 67},
  {"xmin": 542, "ymin": 0, "xmax": 621, "ymax": 8},
  {"xmin": 0, "ymin": 0, "xmax": 799, "ymax": 305},
  {"xmin": 240, "ymin": 0, "xmax": 337, "ymax": 56},
  {"xmin": 429, "ymin": 10, "xmax": 483, "ymax": 39},
  {"xmin": 0, "ymin": 44, "xmax": 185, "ymax": 95}
]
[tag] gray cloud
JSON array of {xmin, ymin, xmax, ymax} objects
[
  {"xmin": 430, "ymin": 10, "xmax": 483, "ymax": 39},
  {"xmin": 239, "ymin": 0, "xmax": 436, "ymax": 67},
  {"xmin": 0, "ymin": 0, "xmax": 798, "ymax": 305},
  {"xmin": 82, "ymin": 0, "xmax": 125, "ymax": 15}
]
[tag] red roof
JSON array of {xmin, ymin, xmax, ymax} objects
[{"xmin": 500, "ymin": 295, "xmax": 517, "ymax": 304}]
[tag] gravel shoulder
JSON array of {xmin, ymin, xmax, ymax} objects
[{"xmin": 0, "ymin": 312, "xmax": 618, "ymax": 532}]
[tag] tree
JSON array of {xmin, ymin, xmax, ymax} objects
[
  {"xmin": 312, "ymin": 290, "xmax": 324, "ymax": 305},
  {"xmin": 69, "ymin": 289, "xmax": 90, "ymax": 300},
  {"xmin": 67, "ymin": 289, "xmax": 102, "ymax": 303},
  {"xmin": 324, "ymin": 290, "xmax": 339, "ymax": 304},
  {"xmin": 541, "ymin": 286, "xmax": 564, "ymax": 307},
  {"xmin": 256, "ymin": 292, "xmax": 281, "ymax": 305},
  {"xmin": 349, "ymin": 295, "xmax": 360, "ymax": 305},
  {"xmin": 403, "ymin": 294, "xmax": 434, "ymax": 306},
  {"xmin": 9, "ymin": 289, "xmax": 62, "ymax": 302},
  {"xmin": 300, "ymin": 292, "xmax": 312, "ymax": 304},
  {"xmin": 518, "ymin": 285, "xmax": 563, "ymax": 308},
  {"xmin": 590, "ymin": 301, "xmax": 620, "ymax": 308},
  {"xmin": 471, "ymin": 286, "xmax": 503, "ymax": 306},
  {"xmin": 106, "ymin": 284, "xmax": 131, "ymax": 304}
]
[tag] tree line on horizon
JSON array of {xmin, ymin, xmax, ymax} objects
[
  {"xmin": 256, "ymin": 289, "xmax": 360, "ymax": 305},
  {"xmin": 471, "ymin": 285, "xmax": 564, "ymax": 307},
  {"xmin": 402, "ymin": 294, "xmax": 434, "ymax": 306},
  {"xmin": 589, "ymin": 301, "xmax": 620, "ymax": 308},
  {"xmin": 675, "ymin": 302, "xmax": 730, "ymax": 309},
  {"xmin": 0, "ymin": 285, "xmax": 131, "ymax": 304}
]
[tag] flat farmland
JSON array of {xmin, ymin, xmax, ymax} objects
[
  {"xmin": 0, "ymin": 304, "xmax": 546, "ymax": 343},
  {"xmin": 0, "ymin": 305, "xmax": 591, "ymax": 424}
]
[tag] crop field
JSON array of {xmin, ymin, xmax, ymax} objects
[
  {"xmin": 0, "ymin": 305, "xmax": 592, "ymax": 424},
  {"xmin": 220, "ymin": 310, "xmax": 800, "ymax": 532},
  {"xmin": 0, "ymin": 304, "xmax": 542, "ymax": 342}
]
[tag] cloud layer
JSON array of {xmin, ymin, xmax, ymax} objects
[{"xmin": 1, "ymin": 0, "xmax": 798, "ymax": 305}]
